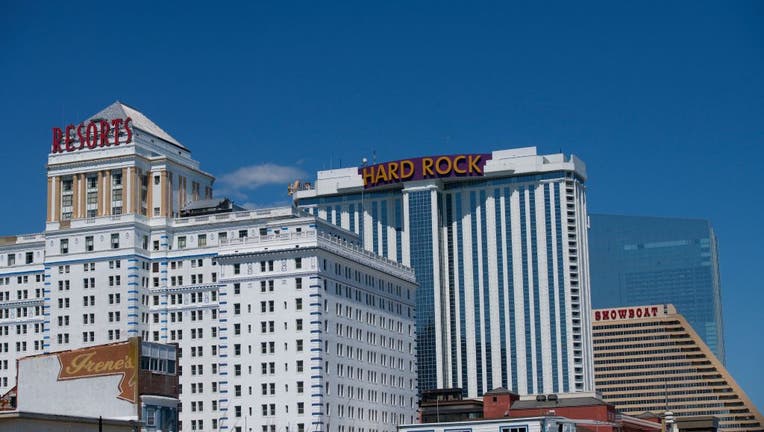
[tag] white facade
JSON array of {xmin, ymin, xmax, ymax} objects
[{"xmin": 0, "ymin": 102, "xmax": 418, "ymax": 432}]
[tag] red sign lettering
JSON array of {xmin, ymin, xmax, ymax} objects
[
  {"xmin": 51, "ymin": 117, "xmax": 133, "ymax": 154},
  {"xmin": 594, "ymin": 306, "xmax": 662, "ymax": 321}
]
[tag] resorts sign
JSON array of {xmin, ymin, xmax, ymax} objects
[
  {"xmin": 51, "ymin": 117, "xmax": 133, "ymax": 154},
  {"xmin": 360, "ymin": 154, "xmax": 491, "ymax": 189}
]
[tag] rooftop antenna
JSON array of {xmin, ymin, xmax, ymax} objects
[{"xmin": 372, "ymin": 150, "xmax": 377, "ymax": 164}]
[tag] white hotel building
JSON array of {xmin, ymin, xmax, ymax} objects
[
  {"xmin": 0, "ymin": 102, "xmax": 418, "ymax": 432},
  {"xmin": 293, "ymin": 147, "xmax": 594, "ymax": 397}
]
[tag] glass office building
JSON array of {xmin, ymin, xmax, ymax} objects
[
  {"xmin": 588, "ymin": 214, "xmax": 725, "ymax": 362},
  {"xmin": 293, "ymin": 148, "xmax": 594, "ymax": 397}
]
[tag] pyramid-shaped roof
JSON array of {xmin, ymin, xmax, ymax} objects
[{"xmin": 88, "ymin": 101, "xmax": 187, "ymax": 150}]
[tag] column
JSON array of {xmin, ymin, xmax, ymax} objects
[
  {"xmin": 104, "ymin": 171, "xmax": 112, "ymax": 216},
  {"xmin": 159, "ymin": 170, "xmax": 165, "ymax": 217},
  {"xmin": 146, "ymin": 171, "xmax": 153, "ymax": 217},
  {"xmin": 79, "ymin": 174, "xmax": 86, "ymax": 219},
  {"xmin": 46, "ymin": 177, "xmax": 53, "ymax": 222},
  {"xmin": 53, "ymin": 177, "xmax": 61, "ymax": 222},
  {"xmin": 96, "ymin": 172, "xmax": 104, "ymax": 217},
  {"xmin": 122, "ymin": 168, "xmax": 133, "ymax": 214}
]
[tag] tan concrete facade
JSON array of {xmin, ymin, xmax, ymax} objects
[{"xmin": 593, "ymin": 304, "xmax": 764, "ymax": 432}]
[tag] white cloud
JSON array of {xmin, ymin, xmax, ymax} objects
[{"xmin": 218, "ymin": 163, "xmax": 306, "ymax": 192}]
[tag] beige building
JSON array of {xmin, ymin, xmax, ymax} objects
[{"xmin": 592, "ymin": 304, "xmax": 763, "ymax": 431}]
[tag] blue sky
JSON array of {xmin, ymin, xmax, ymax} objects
[{"xmin": 2, "ymin": 1, "xmax": 762, "ymax": 409}]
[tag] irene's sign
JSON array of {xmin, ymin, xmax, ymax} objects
[
  {"xmin": 56, "ymin": 339, "xmax": 138, "ymax": 402},
  {"xmin": 360, "ymin": 154, "xmax": 491, "ymax": 189},
  {"xmin": 51, "ymin": 117, "xmax": 133, "ymax": 154},
  {"xmin": 594, "ymin": 306, "xmax": 661, "ymax": 322}
]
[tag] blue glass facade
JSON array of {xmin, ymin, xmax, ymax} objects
[
  {"xmin": 588, "ymin": 214, "xmax": 725, "ymax": 362},
  {"xmin": 407, "ymin": 190, "xmax": 438, "ymax": 391}
]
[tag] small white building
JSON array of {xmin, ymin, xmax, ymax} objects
[{"xmin": 398, "ymin": 416, "xmax": 577, "ymax": 432}]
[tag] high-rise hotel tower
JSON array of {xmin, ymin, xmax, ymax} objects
[
  {"xmin": 293, "ymin": 148, "xmax": 594, "ymax": 396},
  {"xmin": 0, "ymin": 102, "xmax": 419, "ymax": 432}
]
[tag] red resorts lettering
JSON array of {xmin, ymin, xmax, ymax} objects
[{"xmin": 51, "ymin": 117, "xmax": 133, "ymax": 154}]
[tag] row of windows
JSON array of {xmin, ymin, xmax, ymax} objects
[
  {"xmin": 58, "ymin": 234, "xmax": 121, "ymax": 254},
  {"xmin": 0, "ymin": 251, "xmax": 37, "ymax": 266},
  {"xmin": 0, "ymin": 290, "xmax": 43, "ymax": 302},
  {"xmin": 1, "ymin": 274, "xmax": 43, "ymax": 285},
  {"xmin": 0, "ymin": 305, "xmax": 42, "ymax": 319},
  {"xmin": 327, "ymin": 259, "xmax": 409, "ymax": 301}
]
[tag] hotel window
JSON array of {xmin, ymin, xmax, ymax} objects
[
  {"xmin": 85, "ymin": 236, "xmax": 94, "ymax": 252},
  {"xmin": 198, "ymin": 234, "xmax": 207, "ymax": 247},
  {"xmin": 238, "ymin": 230, "xmax": 248, "ymax": 238},
  {"xmin": 112, "ymin": 172, "xmax": 122, "ymax": 186},
  {"xmin": 295, "ymin": 258, "xmax": 302, "ymax": 269},
  {"xmin": 25, "ymin": 252, "xmax": 33, "ymax": 264},
  {"xmin": 8, "ymin": 254, "xmax": 15, "ymax": 266},
  {"xmin": 60, "ymin": 239, "xmax": 69, "ymax": 254},
  {"xmin": 111, "ymin": 233, "xmax": 120, "ymax": 249},
  {"xmin": 177, "ymin": 236, "xmax": 187, "ymax": 249},
  {"xmin": 154, "ymin": 175, "xmax": 160, "ymax": 185}
]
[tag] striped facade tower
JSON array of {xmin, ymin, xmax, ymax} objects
[{"xmin": 293, "ymin": 147, "xmax": 594, "ymax": 397}]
